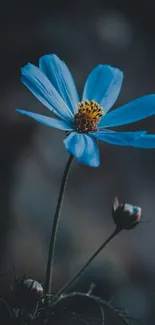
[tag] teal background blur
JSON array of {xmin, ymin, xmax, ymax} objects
[{"xmin": 0, "ymin": 0, "xmax": 155, "ymax": 323}]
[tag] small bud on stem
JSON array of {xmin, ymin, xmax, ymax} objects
[{"xmin": 112, "ymin": 197, "xmax": 141, "ymax": 230}]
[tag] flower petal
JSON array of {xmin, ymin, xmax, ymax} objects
[
  {"xmin": 16, "ymin": 109, "xmax": 74, "ymax": 131},
  {"xmin": 92, "ymin": 130, "xmax": 147, "ymax": 146},
  {"xmin": 82, "ymin": 65, "xmax": 123, "ymax": 113},
  {"xmin": 39, "ymin": 54, "xmax": 80, "ymax": 114},
  {"xmin": 99, "ymin": 95, "xmax": 155, "ymax": 128},
  {"xmin": 64, "ymin": 131, "xmax": 100, "ymax": 167},
  {"xmin": 21, "ymin": 63, "xmax": 74, "ymax": 123},
  {"xmin": 132, "ymin": 134, "xmax": 155, "ymax": 148}
]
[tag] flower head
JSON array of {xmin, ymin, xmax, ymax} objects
[
  {"xmin": 112, "ymin": 197, "xmax": 141, "ymax": 230},
  {"xmin": 16, "ymin": 54, "xmax": 155, "ymax": 167},
  {"xmin": 74, "ymin": 100, "xmax": 104, "ymax": 133}
]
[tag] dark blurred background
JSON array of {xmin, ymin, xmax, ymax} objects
[{"xmin": 1, "ymin": 0, "xmax": 155, "ymax": 323}]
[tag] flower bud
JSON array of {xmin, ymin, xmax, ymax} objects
[
  {"xmin": 11, "ymin": 277, "xmax": 43, "ymax": 307},
  {"xmin": 112, "ymin": 197, "xmax": 141, "ymax": 230},
  {"xmin": 22, "ymin": 279, "xmax": 43, "ymax": 299}
]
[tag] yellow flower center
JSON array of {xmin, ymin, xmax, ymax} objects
[{"xmin": 74, "ymin": 100, "xmax": 104, "ymax": 133}]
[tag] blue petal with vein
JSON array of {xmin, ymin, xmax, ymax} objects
[
  {"xmin": 16, "ymin": 109, "xmax": 73, "ymax": 131},
  {"xmin": 39, "ymin": 54, "xmax": 79, "ymax": 114},
  {"xmin": 64, "ymin": 132, "xmax": 100, "ymax": 167},
  {"xmin": 82, "ymin": 64, "xmax": 123, "ymax": 113}
]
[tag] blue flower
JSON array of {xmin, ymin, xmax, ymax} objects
[{"xmin": 16, "ymin": 54, "xmax": 155, "ymax": 167}]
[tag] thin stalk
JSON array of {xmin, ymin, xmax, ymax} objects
[
  {"xmin": 44, "ymin": 154, "xmax": 73, "ymax": 306},
  {"xmin": 54, "ymin": 227, "xmax": 121, "ymax": 301}
]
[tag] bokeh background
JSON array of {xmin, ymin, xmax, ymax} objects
[{"xmin": 1, "ymin": 0, "xmax": 155, "ymax": 323}]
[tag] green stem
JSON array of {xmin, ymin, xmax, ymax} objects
[
  {"xmin": 44, "ymin": 154, "xmax": 73, "ymax": 306},
  {"xmin": 54, "ymin": 227, "xmax": 121, "ymax": 301}
]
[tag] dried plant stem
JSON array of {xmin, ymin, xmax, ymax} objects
[{"xmin": 53, "ymin": 291, "xmax": 128, "ymax": 325}]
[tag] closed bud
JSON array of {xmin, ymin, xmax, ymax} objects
[
  {"xmin": 112, "ymin": 197, "xmax": 141, "ymax": 230},
  {"xmin": 22, "ymin": 279, "xmax": 43, "ymax": 299},
  {"xmin": 11, "ymin": 277, "xmax": 43, "ymax": 306}
]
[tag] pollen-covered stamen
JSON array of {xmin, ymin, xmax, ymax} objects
[{"xmin": 74, "ymin": 100, "xmax": 104, "ymax": 133}]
